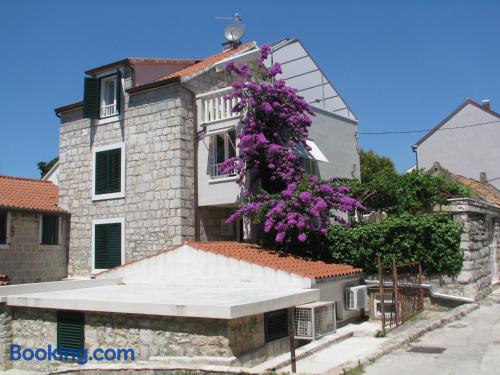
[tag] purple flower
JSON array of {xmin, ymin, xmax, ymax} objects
[
  {"xmin": 262, "ymin": 103, "xmax": 273, "ymax": 113},
  {"xmin": 298, "ymin": 233, "xmax": 307, "ymax": 242},
  {"xmin": 299, "ymin": 191, "xmax": 313, "ymax": 202},
  {"xmin": 268, "ymin": 63, "xmax": 282, "ymax": 78},
  {"xmin": 260, "ymin": 44, "xmax": 272, "ymax": 60}
]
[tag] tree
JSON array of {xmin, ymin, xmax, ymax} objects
[
  {"xmin": 37, "ymin": 156, "xmax": 59, "ymax": 178},
  {"xmin": 359, "ymin": 149, "xmax": 397, "ymax": 183},
  {"xmin": 221, "ymin": 46, "xmax": 363, "ymax": 247}
]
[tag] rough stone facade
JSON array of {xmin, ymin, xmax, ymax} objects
[
  {"xmin": 431, "ymin": 199, "xmax": 500, "ymax": 300},
  {"xmin": 58, "ymin": 68, "xmax": 196, "ymax": 277},
  {"xmin": 0, "ymin": 211, "xmax": 68, "ymax": 284},
  {"xmin": 2, "ymin": 307, "xmax": 286, "ymax": 371}
]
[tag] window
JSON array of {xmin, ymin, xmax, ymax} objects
[
  {"xmin": 92, "ymin": 143, "xmax": 125, "ymax": 201},
  {"xmin": 300, "ymin": 157, "xmax": 319, "ymax": 176},
  {"xmin": 92, "ymin": 218, "xmax": 124, "ymax": 272},
  {"xmin": 373, "ymin": 292, "xmax": 394, "ymax": 319},
  {"xmin": 0, "ymin": 211, "xmax": 7, "ymax": 247},
  {"xmin": 41, "ymin": 215, "xmax": 59, "ymax": 245},
  {"xmin": 83, "ymin": 72, "xmax": 121, "ymax": 119},
  {"xmin": 210, "ymin": 129, "xmax": 236, "ymax": 178},
  {"xmin": 264, "ymin": 309, "xmax": 289, "ymax": 342},
  {"xmin": 100, "ymin": 75, "xmax": 118, "ymax": 118},
  {"xmin": 57, "ymin": 311, "xmax": 84, "ymax": 351}
]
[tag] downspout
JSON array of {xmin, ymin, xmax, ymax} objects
[
  {"xmin": 182, "ymin": 83, "xmax": 200, "ymax": 241},
  {"xmin": 411, "ymin": 145, "xmax": 419, "ymax": 170}
]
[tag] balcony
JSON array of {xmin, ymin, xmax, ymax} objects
[{"xmin": 196, "ymin": 87, "xmax": 241, "ymax": 126}]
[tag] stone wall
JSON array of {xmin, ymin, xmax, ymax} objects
[
  {"xmin": 58, "ymin": 72, "xmax": 196, "ymax": 277},
  {"xmin": 431, "ymin": 199, "xmax": 500, "ymax": 300},
  {"xmin": 4, "ymin": 307, "xmax": 278, "ymax": 371},
  {"xmin": 0, "ymin": 211, "xmax": 68, "ymax": 284},
  {"xmin": 0, "ymin": 304, "xmax": 12, "ymax": 371}
]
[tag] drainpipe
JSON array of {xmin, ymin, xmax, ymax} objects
[
  {"xmin": 411, "ymin": 145, "xmax": 419, "ymax": 170},
  {"xmin": 182, "ymin": 84, "xmax": 200, "ymax": 241}
]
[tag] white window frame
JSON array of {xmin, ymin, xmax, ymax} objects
[
  {"xmin": 92, "ymin": 142, "xmax": 126, "ymax": 201},
  {"xmin": 209, "ymin": 129, "xmax": 237, "ymax": 178},
  {"xmin": 91, "ymin": 217, "xmax": 125, "ymax": 274},
  {"xmin": 100, "ymin": 74, "xmax": 118, "ymax": 119},
  {"xmin": 38, "ymin": 214, "xmax": 62, "ymax": 248},
  {"xmin": 0, "ymin": 212, "xmax": 11, "ymax": 250}
]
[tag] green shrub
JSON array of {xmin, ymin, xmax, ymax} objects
[{"xmin": 328, "ymin": 214, "xmax": 463, "ymax": 275}]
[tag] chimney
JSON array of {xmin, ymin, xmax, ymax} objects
[
  {"xmin": 479, "ymin": 172, "xmax": 487, "ymax": 183},
  {"xmin": 481, "ymin": 99, "xmax": 491, "ymax": 111}
]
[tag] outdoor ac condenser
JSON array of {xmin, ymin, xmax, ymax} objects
[
  {"xmin": 294, "ymin": 301, "xmax": 336, "ymax": 340},
  {"xmin": 345, "ymin": 285, "xmax": 368, "ymax": 310}
]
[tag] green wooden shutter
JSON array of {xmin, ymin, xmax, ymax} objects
[
  {"xmin": 83, "ymin": 77, "xmax": 100, "ymax": 119},
  {"xmin": 57, "ymin": 311, "xmax": 84, "ymax": 350},
  {"xmin": 0, "ymin": 212, "xmax": 6, "ymax": 245},
  {"xmin": 95, "ymin": 148, "xmax": 121, "ymax": 195},
  {"xmin": 94, "ymin": 223, "xmax": 121, "ymax": 269},
  {"xmin": 264, "ymin": 309, "xmax": 289, "ymax": 342},
  {"xmin": 115, "ymin": 71, "xmax": 121, "ymax": 115},
  {"xmin": 42, "ymin": 215, "xmax": 59, "ymax": 245}
]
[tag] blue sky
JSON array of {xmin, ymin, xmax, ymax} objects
[{"xmin": 1, "ymin": 0, "xmax": 499, "ymax": 178}]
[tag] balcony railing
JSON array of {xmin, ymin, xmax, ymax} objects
[
  {"xmin": 209, "ymin": 162, "xmax": 236, "ymax": 178},
  {"xmin": 101, "ymin": 103, "xmax": 118, "ymax": 118},
  {"xmin": 197, "ymin": 87, "xmax": 241, "ymax": 125}
]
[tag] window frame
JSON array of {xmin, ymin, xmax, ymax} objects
[
  {"xmin": 91, "ymin": 217, "xmax": 125, "ymax": 273},
  {"xmin": 0, "ymin": 211, "xmax": 10, "ymax": 249},
  {"xmin": 99, "ymin": 73, "xmax": 119, "ymax": 119},
  {"xmin": 39, "ymin": 214, "xmax": 61, "ymax": 247},
  {"xmin": 92, "ymin": 142, "xmax": 126, "ymax": 201},
  {"xmin": 209, "ymin": 128, "xmax": 237, "ymax": 179}
]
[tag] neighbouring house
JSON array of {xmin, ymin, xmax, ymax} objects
[
  {"xmin": 41, "ymin": 160, "xmax": 59, "ymax": 185},
  {"xmin": 430, "ymin": 163, "xmax": 500, "ymax": 300},
  {"xmin": 0, "ymin": 241, "xmax": 363, "ymax": 371},
  {"xmin": 53, "ymin": 37, "xmax": 360, "ymax": 278},
  {"xmin": 413, "ymin": 98, "xmax": 500, "ymax": 189},
  {"xmin": 0, "ymin": 175, "xmax": 68, "ymax": 284}
]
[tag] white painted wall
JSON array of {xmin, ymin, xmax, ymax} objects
[
  {"xmin": 417, "ymin": 103, "xmax": 500, "ymax": 189},
  {"xmin": 42, "ymin": 162, "xmax": 59, "ymax": 185}
]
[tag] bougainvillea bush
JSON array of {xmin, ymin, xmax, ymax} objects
[{"xmin": 221, "ymin": 45, "xmax": 363, "ymax": 250}]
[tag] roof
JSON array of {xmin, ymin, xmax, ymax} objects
[
  {"xmin": 414, "ymin": 98, "xmax": 500, "ymax": 147},
  {"xmin": 84, "ymin": 57, "xmax": 199, "ymax": 75},
  {"xmin": 431, "ymin": 162, "xmax": 500, "ymax": 207},
  {"xmin": 156, "ymin": 41, "xmax": 256, "ymax": 82},
  {"xmin": 186, "ymin": 241, "xmax": 363, "ymax": 280},
  {"xmin": 0, "ymin": 175, "xmax": 66, "ymax": 213}
]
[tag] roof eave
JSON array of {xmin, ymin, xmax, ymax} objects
[
  {"xmin": 84, "ymin": 58, "xmax": 130, "ymax": 76},
  {"xmin": 126, "ymin": 76, "xmax": 181, "ymax": 95}
]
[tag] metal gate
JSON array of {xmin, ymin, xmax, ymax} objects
[{"xmin": 377, "ymin": 256, "xmax": 424, "ymax": 331}]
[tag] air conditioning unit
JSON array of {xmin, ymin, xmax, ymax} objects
[
  {"xmin": 294, "ymin": 301, "xmax": 336, "ymax": 340},
  {"xmin": 345, "ymin": 285, "xmax": 368, "ymax": 310}
]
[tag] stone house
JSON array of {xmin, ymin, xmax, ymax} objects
[
  {"xmin": 0, "ymin": 241, "xmax": 363, "ymax": 371},
  {"xmin": 53, "ymin": 37, "xmax": 361, "ymax": 278},
  {"xmin": 413, "ymin": 98, "xmax": 500, "ymax": 189},
  {"xmin": 430, "ymin": 163, "xmax": 500, "ymax": 300},
  {"xmin": 0, "ymin": 175, "xmax": 68, "ymax": 284}
]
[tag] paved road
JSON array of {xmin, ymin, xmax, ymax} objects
[{"xmin": 364, "ymin": 289, "xmax": 500, "ymax": 375}]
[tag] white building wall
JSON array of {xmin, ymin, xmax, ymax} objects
[{"xmin": 417, "ymin": 103, "xmax": 500, "ymax": 189}]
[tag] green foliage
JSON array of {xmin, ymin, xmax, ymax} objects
[
  {"xmin": 346, "ymin": 170, "xmax": 471, "ymax": 214},
  {"xmin": 328, "ymin": 214, "xmax": 463, "ymax": 276},
  {"xmin": 37, "ymin": 156, "xmax": 59, "ymax": 178},
  {"xmin": 359, "ymin": 148, "xmax": 397, "ymax": 183}
]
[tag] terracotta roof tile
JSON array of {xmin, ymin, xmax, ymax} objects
[
  {"xmin": 186, "ymin": 241, "xmax": 363, "ymax": 280},
  {"xmin": 157, "ymin": 42, "xmax": 257, "ymax": 82},
  {"xmin": 0, "ymin": 175, "xmax": 66, "ymax": 213}
]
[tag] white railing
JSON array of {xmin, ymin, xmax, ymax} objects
[
  {"xmin": 209, "ymin": 162, "xmax": 236, "ymax": 178},
  {"xmin": 101, "ymin": 103, "xmax": 118, "ymax": 118},
  {"xmin": 197, "ymin": 87, "xmax": 241, "ymax": 125}
]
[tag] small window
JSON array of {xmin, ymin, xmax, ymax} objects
[
  {"xmin": 300, "ymin": 157, "xmax": 319, "ymax": 176},
  {"xmin": 0, "ymin": 212, "xmax": 7, "ymax": 246},
  {"xmin": 93, "ymin": 220, "xmax": 123, "ymax": 271},
  {"xmin": 210, "ymin": 129, "xmax": 236, "ymax": 178},
  {"xmin": 100, "ymin": 75, "xmax": 118, "ymax": 118},
  {"xmin": 57, "ymin": 311, "xmax": 84, "ymax": 351},
  {"xmin": 41, "ymin": 215, "xmax": 59, "ymax": 245},
  {"xmin": 264, "ymin": 309, "xmax": 289, "ymax": 342},
  {"xmin": 92, "ymin": 144, "xmax": 125, "ymax": 200}
]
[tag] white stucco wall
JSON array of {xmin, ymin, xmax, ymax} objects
[{"xmin": 417, "ymin": 103, "xmax": 500, "ymax": 189}]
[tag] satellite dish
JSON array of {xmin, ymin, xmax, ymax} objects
[{"xmin": 223, "ymin": 13, "xmax": 245, "ymax": 43}]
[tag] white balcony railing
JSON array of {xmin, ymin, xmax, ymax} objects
[
  {"xmin": 209, "ymin": 162, "xmax": 236, "ymax": 178},
  {"xmin": 101, "ymin": 103, "xmax": 118, "ymax": 118},
  {"xmin": 197, "ymin": 87, "xmax": 241, "ymax": 125}
]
